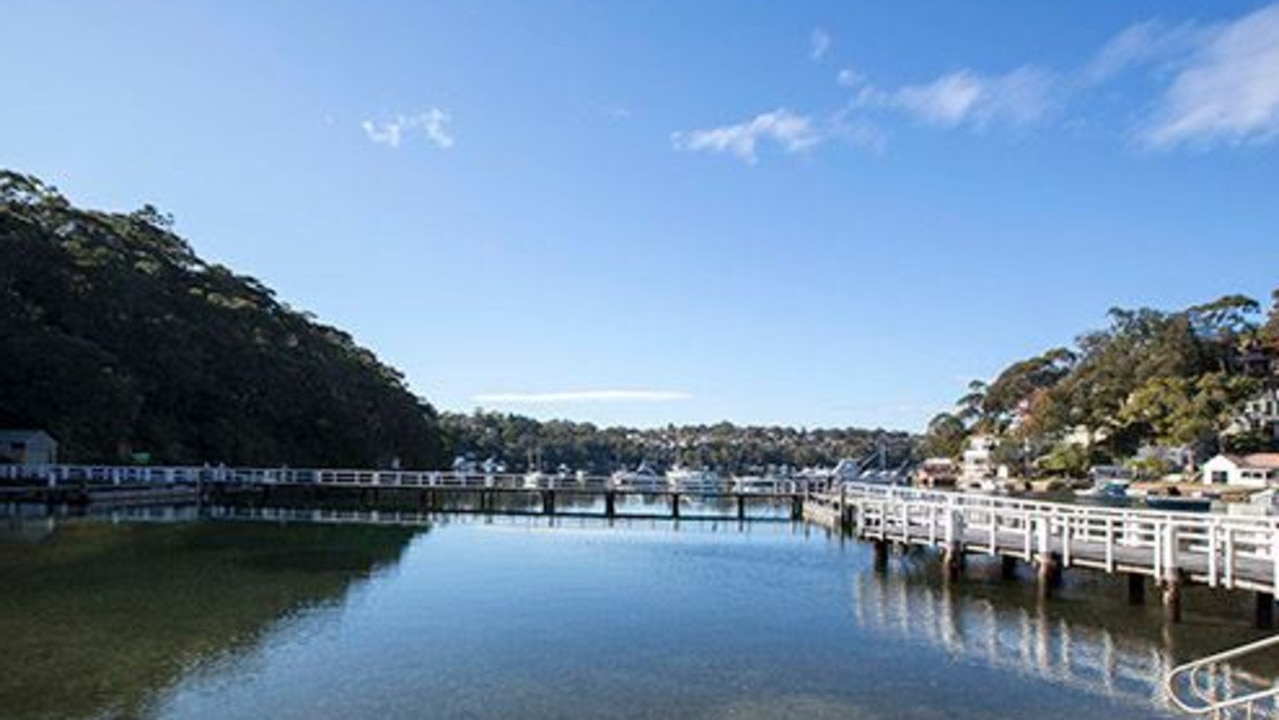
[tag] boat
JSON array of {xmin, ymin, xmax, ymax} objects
[
  {"xmin": 1144, "ymin": 493, "xmax": 1213, "ymax": 512},
  {"xmin": 1074, "ymin": 479, "xmax": 1132, "ymax": 500},
  {"xmin": 522, "ymin": 470, "xmax": 548, "ymax": 489},
  {"xmin": 610, "ymin": 462, "xmax": 663, "ymax": 492},
  {"xmin": 666, "ymin": 467, "xmax": 722, "ymax": 494}
]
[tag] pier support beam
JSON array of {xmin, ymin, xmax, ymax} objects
[
  {"xmin": 943, "ymin": 544, "xmax": 965, "ymax": 582},
  {"xmin": 1127, "ymin": 574, "xmax": 1146, "ymax": 606},
  {"xmin": 791, "ymin": 497, "xmax": 804, "ymax": 521},
  {"xmin": 737, "ymin": 495, "xmax": 746, "ymax": 521},
  {"xmin": 1256, "ymin": 592, "xmax": 1275, "ymax": 630},
  {"xmin": 670, "ymin": 493, "xmax": 681, "ymax": 519},
  {"xmin": 1000, "ymin": 555, "xmax": 1018, "ymax": 581},
  {"xmin": 1037, "ymin": 553, "xmax": 1062, "ymax": 600},
  {"xmin": 604, "ymin": 492, "xmax": 616, "ymax": 518},
  {"xmin": 873, "ymin": 540, "xmax": 890, "ymax": 573},
  {"xmin": 542, "ymin": 490, "xmax": 556, "ymax": 516},
  {"xmin": 1161, "ymin": 574, "xmax": 1183, "ymax": 623}
]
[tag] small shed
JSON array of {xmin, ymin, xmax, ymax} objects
[{"xmin": 0, "ymin": 430, "xmax": 59, "ymax": 465}]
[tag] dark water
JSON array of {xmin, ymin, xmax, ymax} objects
[{"xmin": 2, "ymin": 506, "xmax": 1278, "ymax": 719}]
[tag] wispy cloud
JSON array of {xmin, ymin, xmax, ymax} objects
[
  {"xmin": 1140, "ymin": 3, "xmax": 1279, "ymax": 147},
  {"xmin": 473, "ymin": 390, "xmax": 692, "ymax": 404},
  {"xmin": 671, "ymin": 108, "xmax": 823, "ymax": 164},
  {"xmin": 810, "ymin": 28, "xmax": 831, "ymax": 61},
  {"xmin": 837, "ymin": 67, "xmax": 866, "ymax": 88},
  {"xmin": 861, "ymin": 66, "xmax": 1058, "ymax": 130},
  {"xmin": 361, "ymin": 109, "xmax": 455, "ymax": 149},
  {"xmin": 1083, "ymin": 19, "xmax": 1205, "ymax": 84}
]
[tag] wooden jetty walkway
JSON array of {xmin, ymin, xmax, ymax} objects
[
  {"xmin": 807, "ymin": 483, "xmax": 1279, "ymax": 628},
  {"xmin": 0, "ymin": 464, "xmax": 807, "ymax": 522}
]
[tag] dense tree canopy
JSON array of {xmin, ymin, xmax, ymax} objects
[
  {"xmin": 441, "ymin": 411, "xmax": 916, "ymax": 474},
  {"xmin": 0, "ymin": 170, "xmax": 446, "ymax": 467},
  {"xmin": 921, "ymin": 293, "xmax": 1278, "ymax": 470}
]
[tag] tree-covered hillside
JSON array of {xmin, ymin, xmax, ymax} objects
[
  {"xmin": 0, "ymin": 170, "xmax": 445, "ymax": 467},
  {"xmin": 920, "ymin": 293, "xmax": 1279, "ymax": 475}
]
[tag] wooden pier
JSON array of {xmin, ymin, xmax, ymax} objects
[
  {"xmin": 808, "ymin": 483, "xmax": 1279, "ymax": 628},
  {"xmin": 0, "ymin": 464, "xmax": 807, "ymax": 522}
]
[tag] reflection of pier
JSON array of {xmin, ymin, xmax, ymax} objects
[
  {"xmin": 810, "ymin": 483, "xmax": 1279, "ymax": 627},
  {"xmin": 850, "ymin": 570, "xmax": 1176, "ymax": 712}
]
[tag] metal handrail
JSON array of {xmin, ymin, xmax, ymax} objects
[{"xmin": 1166, "ymin": 634, "xmax": 1279, "ymax": 716}]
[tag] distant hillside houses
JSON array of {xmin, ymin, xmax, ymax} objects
[{"xmin": 1227, "ymin": 388, "xmax": 1279, "ymax": 441}]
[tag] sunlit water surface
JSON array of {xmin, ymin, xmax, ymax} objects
[{"xmin": 3, "ymin": 507, "xmax": 1277, "ymax": 719}]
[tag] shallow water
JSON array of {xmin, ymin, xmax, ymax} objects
[{"xmin": 2, "ymin": 508, "xmax": 1278, "ymax": 719}]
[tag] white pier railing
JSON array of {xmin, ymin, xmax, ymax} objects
[
  {"xmin": 821, "ymin": 483, "xmax": 1279, "ymax": 595},
  {"xmin": 0, "ymin": 463, "xmax": 815, "ymax": 495}
]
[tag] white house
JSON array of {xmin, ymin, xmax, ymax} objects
[
  {"xmin": 1201, "ymin": 453, "xmax": 1279, "ymax": 489},
  {"xmin": 0, "ymin": 430, "xmax": 59, "ymax": 465},
  {"xmin": 959, "ymin": 434, "xmax": 998, "ymax": 487}
]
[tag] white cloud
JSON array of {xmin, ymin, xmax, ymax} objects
[
  {"xmin": 810, "ymin": 28, "xmax": 831, "ymax": 61},
  {"xmin": 866, "ymin": 66, "xmax": 1057, "ymax": 129},
  {"xmin": 1141, "ymin": 3, "xmax": 1279, "ymax": 147},
  {"xmin": 837, "ymin": 67, "xmax": 866, "ymax": 88},
  {"xmin": 1084, "ymin": 19, "xmax": 1204, "ymax": 84},
  {"xmin": 361, "ymin": 109, "xmax": 455, "ymax": 149},
  {"xmin": 473, "ymin": 390, "xmax": 692, "ymax": 404},
  {"xmin": 361, "ymin": 119, "xmax": 404, "ymax": 147},
  {"xmin": 671, "ymin": 108, "xmax": 823, "ymax": 164}
]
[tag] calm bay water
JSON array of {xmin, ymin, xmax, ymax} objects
[{"xmin": 3, "ymin": 506, "xmax": 1278, "ymax": 719}]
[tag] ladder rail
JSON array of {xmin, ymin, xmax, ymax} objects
[{"xmin": 1166, "ymin": 634, "xmax": 1279, "ymax": 715}]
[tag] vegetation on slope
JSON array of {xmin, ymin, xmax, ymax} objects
[
  {"xmin": 0, "ymin": 170, "xmax": 445, "ymax": 467},
  {"xmin": 920, "ymin": 294, "xmax": 1279, "ymax": 475}
]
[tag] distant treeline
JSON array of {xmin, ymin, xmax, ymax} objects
[
  {"xmin": 0, "ymin": 170, "xmax": 446, "ymax": 467},
  {"xmin": 440, "ymin": 411, "xmax": 917, "ymax": 473}
]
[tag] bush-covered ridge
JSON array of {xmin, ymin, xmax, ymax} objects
[{"xmin": 0, "ymin": 170, "xmax": 445, "ymax": 467}]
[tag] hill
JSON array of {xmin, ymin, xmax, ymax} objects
[{"xmin": 0, "ymin": 170, "xmax": 445, "ymax": 467}]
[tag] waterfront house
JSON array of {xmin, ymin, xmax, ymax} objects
[
  {"xmin": 1201, "ymin": 453, "xmax": 1279, "ymax": 488},
  {"xmin": 0, "ymin": 430, "xmax": 59, "ymax": 465},
  {"xmin": 958, "ymin": 434, "xmax": 998, "ymax": 489}
]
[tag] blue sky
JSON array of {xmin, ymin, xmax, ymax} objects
[{"xmin": 4, "ymin": 1, "xmax": 1279, "ymax": 431}]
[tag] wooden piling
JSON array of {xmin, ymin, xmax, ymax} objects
[
  {"xmin": 1000, "ymin": 555, "xmax": 1017, "ymax": 581},
  {"xmin": 1161, "ymin": 574, "xmax": 1183, "ymax": 623},
  {"xmin": 671, "ymin": 493, "xmax": 681, "ymax": 519},
  {"xmin": 604, "ymin": 492, "xmax": 616, "ymax": 518},
  {"xmin": 1257, "ymin": 592, "xmax": 1275, "ymax": 630},
  {"xmin": 1127, "ymin": 574, "xmax": 1146, "ymax": 606},
  {"xmin": 943, "ymin": 544, "xmax": 965, "ymax": 582},
  {"xmin": 737, "ymin": 495, "xmax": 746, "ymax": 521},
  {"xmin": 1037, "ymin": 552, "xmax": 1061, "ymax": 600},
  {"xmin": 543, "ymin": 490, "xmax": 556, "ymax": 516},
  {"xmin": 873, "ymin": 540, "xmax": 889, "ymax": 573}
]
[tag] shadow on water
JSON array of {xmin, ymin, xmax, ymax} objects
[{"xmin": 0, "ymin": 511, "xmax": 419, "ymax": 720}]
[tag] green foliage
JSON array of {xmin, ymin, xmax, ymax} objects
[
  {"xmin": 0, "ymin": 169, "xmax": 445, "ymax": 467},
  {"xmin": 944, "ymin": 291, "xmax": 1277, "ymax": 468},
  {"xmin": 1035, "ymin": 444, "xmax": 1091, "ymax": 479},
  {"xmin": 440, "ymin": 411, "xmax": 916, "ymax": 473},
  {"xmin": 918, "ymin": 412, "xmax": 966, "ymax": 459}
]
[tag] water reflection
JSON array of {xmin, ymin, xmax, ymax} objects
[
  {"xmin": 0, "ymin": 515, "xmax": 416, "ymax": 720},
  {"xmin": 7, "ymin": 506, "xmax": 1279, "ymax": 719}
]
